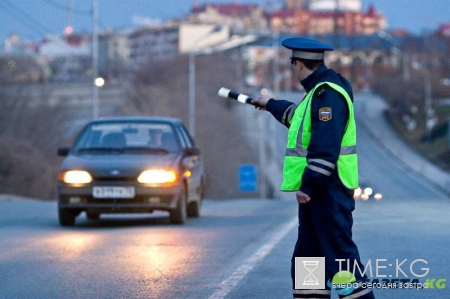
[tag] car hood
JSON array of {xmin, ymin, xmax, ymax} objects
[{"xmin": 60, "ymin": 153, "xmax": 181, "ymax": 177}]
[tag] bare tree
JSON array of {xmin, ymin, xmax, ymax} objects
[
  {"xmin": 123, "ymin": 51, "xmax": 260, "ymax": 199},
  {"xmin": 0, "ymin": 57, "xmax": 72, "ymax": 199}
]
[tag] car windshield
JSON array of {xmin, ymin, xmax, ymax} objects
[{"xmin": 73, "ymin": 122, "xmax": 179, "ymax": 153}]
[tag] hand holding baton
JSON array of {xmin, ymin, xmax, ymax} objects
[{"xmin": 218, "ymin": 87, "xmax": 264, "ymax": 108}]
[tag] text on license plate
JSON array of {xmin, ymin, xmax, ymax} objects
[{"xmin": 93, "ymin": 187, "xmax": 135, "ymax": 198}]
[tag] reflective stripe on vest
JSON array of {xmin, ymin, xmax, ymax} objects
[{"xmin": 281, "ymin": 81, "xmax": 358, "ymax": 191}]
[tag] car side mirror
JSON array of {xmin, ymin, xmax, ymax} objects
[
  {"xmin": 57, "ymin": 147, "xmax": 71, "ymax": 157},
  {"xmin": 184, "ymin": 147, "xmax": 200, "ymax": 156}
]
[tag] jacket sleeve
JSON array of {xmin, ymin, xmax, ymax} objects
[
  {"xmin": 266, "ymin": 99, "xmax": 297, "ymax": 128},
  {"xmin": 299, "ymin": 87, "xmax": 350, "ymax": 196}
]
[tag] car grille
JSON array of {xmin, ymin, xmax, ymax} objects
[
  {"xmin": 93, "ymin": 177, "xmax": 137, "ymax": 182},
  {"xmin": 87, "ymin": 195, "xmax": 173, "ymax": 204},
  {"xmin": 60, "ymin": 195, "xmax": 174, "ymax": 204}
]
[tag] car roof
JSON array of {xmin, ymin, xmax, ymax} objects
[{"xmin": 88, "ymin": 116, "xmax": 183, "ymax": 125}]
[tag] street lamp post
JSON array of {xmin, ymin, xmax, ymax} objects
[
  {"xmin": 423, "ymin": 68, "xmax": 435, "ymax": 139},
  {"xmin": 92, "ymin": 0, "xmax": 99, "ymax": 119},
  {"xmin": 378, "ymin": 31, "xmax": 409, "ymax": 83},
  {"xmin": 412, "ymin": 62, "xmax": 436, "ymax": 139},
  {"xmin": 189, "ymin": 52, "xmax": 196, "ymax": 137},
  {"xmin": 188, "ymin": 25, "xmax": 222, "ymax": 137}
]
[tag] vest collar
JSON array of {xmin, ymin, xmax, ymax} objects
[{"xmin": 301, "ymin": 65, "xmax": 328, "ymax": 92}]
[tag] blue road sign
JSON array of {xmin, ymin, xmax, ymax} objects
[{"xmin": 239, "ymin": 165, "xmax": 257, "ymax": 192}]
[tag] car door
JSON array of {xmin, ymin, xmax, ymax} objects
[{"xmin": 177, "ymin": 124, "xmax": 202, "ymax": 202}]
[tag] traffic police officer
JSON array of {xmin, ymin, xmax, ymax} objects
[{"xmin": 252, "ymin": 38, "xmax": 375, "ymax": 299}]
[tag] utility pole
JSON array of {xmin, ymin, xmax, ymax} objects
[
  {"xmin": 424, "ymin": 68, "xmax": 434, "ymax": 140},
  {"xmin": 412, "ymin": 62, "xmax": 435, "ymax": 140},
  {"xmin": 188, "ymin": 25, "xmax": 222, "ymax": 137},
  {"xmin": 92, "ymin": 0, "xmax": 99, "ymax": 119},
  {"xmin": 270, "ymin": 32, "xmax": 279, "ymax": 169},
  {"xmin": 333, "ymin": 0, "xmax": 340, "ymax": 48},
  {"xmin": 65, "ymin": 0, "xmax": 74, "ymax": 35},
  {"xmin": 188, "ymin": 52, "xmax": 196, "ymax": 136}
]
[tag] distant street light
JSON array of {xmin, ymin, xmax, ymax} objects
[
  {"xmin": 65, "ymin": 26, "xmax": 73, "ymax": 35},
  {"xmin": 92, "ymin": 0, "xmax": 99, "ymax": 119},
  {"xmin": 95, "ymin": 77, "xmax": 105, "ymax": 87}
]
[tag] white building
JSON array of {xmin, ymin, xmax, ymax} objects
[
  {"xmin": 179, "ymin": 24, "xmax": 230, "ymax": 54},
  {"xmin": 308, "ymin": 0, "xmax": 362, "ymax": 11},
  {"xmin": 39, "ymin": 35, "xmax": 90, "ymax": 57},
  {"xmin": 128, "ymin": 23, "xmax": 180, "ymax": 66}
]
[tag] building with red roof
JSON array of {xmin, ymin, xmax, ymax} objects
[{"xmin": 269, "ymin": 3, "xmax": 386, "ymax": 35}]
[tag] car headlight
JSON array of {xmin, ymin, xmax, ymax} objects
[
  {"xmin": 137, "ymin": 170, "xmax": 177, "ymax": 184},
  {"xmin": 61, "ymin": 170, "xmax": 93, "ymax": 184},
  {"xmin": 363, "ymin": 187, "xmax": 373, "ymax": 196}
]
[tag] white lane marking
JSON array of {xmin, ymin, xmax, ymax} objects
[
  {"xmin": 237, "ymin": 94, "xmax": 249, "ymax": 104},
  {"xmin": 209, "ymin": 216, "xmax": 298, "ymax": 299}
]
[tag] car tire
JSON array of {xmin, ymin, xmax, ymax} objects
[
  {"xmin": 187, "ymin": 182, "xmax": 204, "ymax": 218},
  {"xmin": 187, "ymin": 200, "xmax": 200, "ymax": 218},
  {"xmin": 170, "ymin": 189, "xmax": 186, "ymax": 224},
  {"xmin": 59, "ymin": 208, "xmax": 76, "ymax": 226},
  {"xmin": 86, "ymin": 211, "xmax": 100, "ymax": 220}
]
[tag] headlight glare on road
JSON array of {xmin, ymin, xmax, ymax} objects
[
  {"xmin": 138, "ymin": 170, "xmax": 177, "ymax": 184},
  {"xmin": 62, "ymin": 170, "xmax": 92, "ymax": 184}
]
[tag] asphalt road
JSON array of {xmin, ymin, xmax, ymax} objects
[
  {"xmin": 0, "ymin": 198, "xmax": 298, "ymax": 299},
  {"xmin": 1, "ymin": 91, "xmax": 449, "ymax": 299}
]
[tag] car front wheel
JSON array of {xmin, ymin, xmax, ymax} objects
[
  {"xmin": 58, "ymin": 208, "xmax": 76, "ymax": 226},
  {"xmin": 188, "ymin": 183, "xmax": 204, "ymax": 218},
  {"xmin": 170, "ymin": 189, "xmax": 186, "ymax": 224},
  {"xmin": 187, "ymin": 200, "xmax": 200, "ymax": 218}
]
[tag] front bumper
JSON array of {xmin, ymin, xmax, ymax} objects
[{"xmin": 58, "ymin": 181, "xmax": 182, "ymax": 213}]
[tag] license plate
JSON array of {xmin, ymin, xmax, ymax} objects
[{"xmin": 93, "ymin": 187, "xmax": 135, "ymax": 198}]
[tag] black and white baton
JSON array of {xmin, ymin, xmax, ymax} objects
[{"xmin": 218, "ymin": 87, "xmax": 263, "ymax": 108}]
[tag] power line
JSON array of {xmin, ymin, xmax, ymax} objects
[
  {"xmin": 1, "ymin": 0, "xmax": 108, "ymax": 38},
  {"xmin": 39, "ymin": 0, "xmax": 107, "ymax": 29},
  {"xmin": 38, "ymin": 0, "xmax": 91, "ymax": 16},
  {"xmin": 0, "ymin": 1, "xmax": 50, "ymax": 36},
  {"xmin": 0, "ymin": 0, "xmax": 54, "ymax": 34}
]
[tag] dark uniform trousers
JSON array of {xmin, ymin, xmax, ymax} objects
[{"xmin": 291, "ymin": 176, "xmax": 375, "ymax": 299}]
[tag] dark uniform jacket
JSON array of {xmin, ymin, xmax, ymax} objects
[{"xmin": 266, "ymin": 65, "xmax": 353, "ymax": 197}]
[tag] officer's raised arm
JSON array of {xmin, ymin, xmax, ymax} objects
[
  {"xmin": 250, "ymin": 95, "xmax": 271, "ymax": 108},
  {"xmin": 252, "ymin": 96, "xmax": 298, "ymax": 128}
]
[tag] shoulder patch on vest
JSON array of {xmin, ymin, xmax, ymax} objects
[
  {"xmin": 319, "ymin": 107, "xmax": 332, "ymax": 121},
  {"xmin": 316, "ymin": 87, "xmax": 326, "ymax": 96}
]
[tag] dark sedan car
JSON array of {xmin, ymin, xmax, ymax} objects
[{"xmin": 57, "ymin": 117, "xmax": 205, "ymax": 226}]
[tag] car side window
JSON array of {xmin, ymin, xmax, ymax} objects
[
  {"xmin": 178, "ymin": 125, "xmax": 195, "ymax": 148},
  {"xmin": 176, "ymin": 125, "xmax": 188, "ymax": 148}
]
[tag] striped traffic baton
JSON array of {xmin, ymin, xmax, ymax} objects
[{"xmin": 218, "ymin": 87, "xmax": 263, "ymax": 108}]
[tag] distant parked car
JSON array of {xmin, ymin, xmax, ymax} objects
[{"xmin": 57, "ymin": 117, "xmax": 205, "ymax": 226}]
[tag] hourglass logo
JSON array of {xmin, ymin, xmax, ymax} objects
[{"xmin": 295, "ymin": 257, "xmax": 325, "ymax": 289}]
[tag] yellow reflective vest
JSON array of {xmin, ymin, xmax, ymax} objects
[{"xmin": 281, "ymin": 81, "xmax": 358, "ymax": 191}]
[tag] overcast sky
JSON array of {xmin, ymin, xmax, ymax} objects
[{"xmin": 0, "ymin": 0, "xmax": 449, "ymax": 42}]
